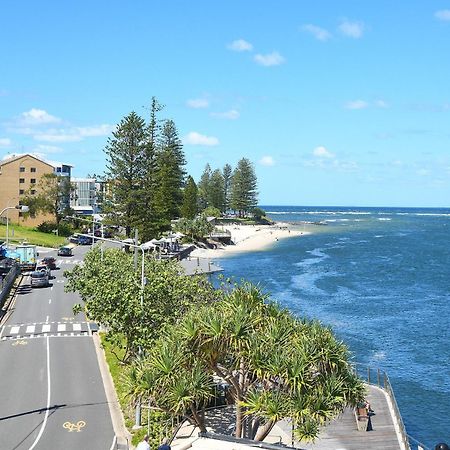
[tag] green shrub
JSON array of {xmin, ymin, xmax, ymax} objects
[{"xmin": 36, "ymin": 221, "xmax": 73, "ymax": 237}]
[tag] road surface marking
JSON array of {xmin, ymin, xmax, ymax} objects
[
  {"xmin": 56, "ymin": 280, "xmax": 64, "ymax": 283},
  {"xmin": 10, "ymin": 326, "xmax": 20, "ymax": 334},
  {"xmin": 63, "ymin": 420, "xmax": 86, "ymax": 432},
  {"xmin": 50, "ymin": 286, "xmax": 53, "ymax": 291},
  {"xmin": 26, "ymin": 325, "xmax": 35, "ymax": 334},
  {"xmin": 57, "ymin": 324, "xmax": 66, "ymax": 332},
  {"xmin": 73, "ymin": 323, "xmax": 81, "ymax": 331},
  {"xmin": 42, "ymin": 324, "xmax": 51, "ymax": 333},
  {"xmin": 48, "ymin": 298, "xmax": 52, "ymax": 304},
  {"xmin": 46, "ymin": 315, "xmax": 49, "ymax": 323},
  {"xmin": 12, "ymin": 340, "xmax": 27, "ymax": 346},
  {"xmin": 29, "ymin": 337, "xmax": 51, "ymax": 450},
  {"xmin": 0, "ymin": 326, "xmax": 4, "ymax": 339}
]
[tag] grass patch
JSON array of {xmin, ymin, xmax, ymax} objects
[
  {"xmin": 0, "ymin": 224, "xmax": 67, "ymax": 248},
  {"xmin": 100, "ymin": 333, "xmax": 169, "ymax": 448}
]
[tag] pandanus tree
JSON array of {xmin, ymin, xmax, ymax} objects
[{"xmin": 126, "ymin": 282, "xmax": 365, "ymax": 442}]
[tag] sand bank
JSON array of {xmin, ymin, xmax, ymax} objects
[{"xmin": 190, "ymin": 223, "xmax": 309, "ymax": 259}]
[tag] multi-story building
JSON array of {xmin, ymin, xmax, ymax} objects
[
  {"xmin": 0, "ymin": 153, "xmax": 73, "ymax": 227},
  {"xmin": 70, "ymin": 178, "xmax": 98, "ymax": 215}
]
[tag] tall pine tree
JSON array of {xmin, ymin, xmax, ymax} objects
[
  {"xmin": 153, "ymin": 120, "xmax": 186, "ymax": 228},
  {"xmin": 230, "ymin": 158, "xmax": 258, "ymax": 217},
  {"xmin": 181, "ymin": 176, "xmax": 198, "ymax": 219},
  {"xmin": 103, "ymin": 112, "xmax": 146, "ymax": 237},
  {"xmin": 223, "ymin": 163, "xmax": 233, "ymax": 213},
  {"xmin": 209, "ymin": 169, "xmax": 225, "ymax": 212},
  {"xmin": 197, "ymin": 164, "xmax": 212, "ymax": 211}
]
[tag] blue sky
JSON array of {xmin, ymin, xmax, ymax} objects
[{"xmin": 1, "ymin": 1, "xmax": 450, "ymax": 207}]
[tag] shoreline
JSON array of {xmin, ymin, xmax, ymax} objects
[{"xmin": 189, "ymin": 222, "xmax": 310, "ymax": 259}]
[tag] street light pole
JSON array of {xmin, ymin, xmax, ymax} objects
[{"xmin": 1, "ymin": 205, "xmax": 29, "ymax": 246}]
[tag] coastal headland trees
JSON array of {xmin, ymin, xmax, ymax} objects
[{"xmin": 126, "ymin": 282, "xmax": 365, "ymax": 442}]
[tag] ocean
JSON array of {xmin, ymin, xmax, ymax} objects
[{"xmin": 216, "ymin": 206, "xmax": 450, "ymax": 448}]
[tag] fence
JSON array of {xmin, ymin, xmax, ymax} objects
[
  {"xmin": 354, "ymin": 364, "xmax": 431, "ymax": 450},
  {"xmin": 0, "ymin": 263, "xmax": 20, "ymax": 309}
]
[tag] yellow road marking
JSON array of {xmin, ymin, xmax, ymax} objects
[
  {"xmin": 12, "ymin": 340, "xmax": 28, "ymax": 346},
  {"xmin": 63, "ymin": 420, "xmax": 86, "ymax": 432}
]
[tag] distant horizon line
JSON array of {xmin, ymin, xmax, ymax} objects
[{"xmin": 258, "ymin": 204, "xmax": 450, "ymax": 209}]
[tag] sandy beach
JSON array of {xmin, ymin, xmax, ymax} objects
[{"xmin": 190, "ymin": 223, "xmax": 309, "ymax": 259}]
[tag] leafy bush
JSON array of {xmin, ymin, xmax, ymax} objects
[
  {"xmin": 202, "ymin": 206, "xmax": 221, "ymax": 218},
  {"xmin": 36, "ymin": 221, "xmax": 73, "ymax": 237}
]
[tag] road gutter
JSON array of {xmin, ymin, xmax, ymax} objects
[{"xmin": 92, "ymin": 333, "xmax": 132, "ymax": 449}]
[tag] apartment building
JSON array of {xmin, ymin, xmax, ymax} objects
[{"xmin": 0, "ymin": 153, "xmax": 72, "ymax": 227}]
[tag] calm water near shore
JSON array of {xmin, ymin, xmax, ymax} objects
[{"xmin": 216, "ymin": 206, "xmax": 450, "ymax": 447}]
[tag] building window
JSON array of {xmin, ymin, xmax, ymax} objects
[
  {"xmin": 19, "ymin": 178, "xmax": 25, "ymax": 183},
  {"xmin": 19, "ymin": 189, "xmax": 25, "ymax": 195},
  {"xmin": 18, "ymin": 211, "xmax": 23, "ymax": 217},
  {"xmin": 31, "ymin": 167, "xmax": 36, "ymax": 173},
  {"xmin": 30, "ymin": 178, "xmax": 36, "ymax": 184},
  {"xmin": 19, "ymin": 167, "xmax": 25, "ymax": 172},
  {"xmin": 30, "ymin": 189, "xmax": 36, "ymax": 195}
]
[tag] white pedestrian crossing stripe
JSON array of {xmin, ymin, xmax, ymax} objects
[{"xmin": 0, "ymin": 322, "xmax": 92, "ymax": 341}]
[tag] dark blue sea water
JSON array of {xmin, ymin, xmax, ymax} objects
[{"xmin": 216, "ymin": 206, "xmax": 450, "ymax": 448}]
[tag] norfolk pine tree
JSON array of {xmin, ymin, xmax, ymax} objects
[
  {"xmin": 223, "ymin": 163, "xmax": 233, "ymax": 212},
  {"xmin": 231, "ymin": 158, "xmax": 258, "ymax": 217},
  {"xmin": 181, "ymin": 176, "xmax": 198, "ymax": 219},
  {"xmin": 103, "ymin": 112, "xmax": 146, "ymax": 237},
  {"xmin": 197, "ymin": 163, "xmax": 212, "ymax": 210}
]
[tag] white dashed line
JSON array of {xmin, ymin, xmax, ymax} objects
[{"xmin": 10, "ymin": 326, "xmax": 20, "ymax": 335}]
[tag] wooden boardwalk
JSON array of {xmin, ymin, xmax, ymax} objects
[
  {"xmin": 272, "ymin": 384, "xmax": 405, "ymax": 450},
  {"xmin": 173, "ymin": 384, "xmax": 405, "ymax": 450}
]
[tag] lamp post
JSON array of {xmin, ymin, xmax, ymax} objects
[
  {"xmin": 77, "ymin": 232, "xmax": 146, "ymax": 428},
  {"xmin": 1, "ymin": 205, "xmax": 29, "ymax": 246}
]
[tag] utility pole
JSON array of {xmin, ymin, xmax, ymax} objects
[{"xmin": 133, "ymin": 228, "xmax": 138, "ymax": 271}]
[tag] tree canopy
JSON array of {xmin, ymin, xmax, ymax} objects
[
  {"xmin": 65, "ymin": 247, "xmax": 218, "ymax": 360},
  {"xmin": 126, "ymin": 282, "xmax": 365, "ymax": 442},
  {"xmin": 230, "ymin": 158, "xmax": 258, "ymax": 217}
]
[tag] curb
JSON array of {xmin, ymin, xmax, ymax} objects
[{"xmin": 93, "ymin": 333, "xmax": 133, "ymax": 449}]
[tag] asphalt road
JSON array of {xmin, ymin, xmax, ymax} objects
[{"xmin": 0, "ymin": 244, "xmax": 115, "ymax": 450}]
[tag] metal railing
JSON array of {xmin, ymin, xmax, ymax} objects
[{"xmin": 353, "ymin": 364, "xmax": 432, "ymax": 450}]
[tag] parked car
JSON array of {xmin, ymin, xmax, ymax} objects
[
  {"xmin": 58, "ymin": 246, "xmax": 73, "ymax": 256},
  {"xmin": 30, "ymin": 270, "xmax": 50, "ymax": 288},
  {"xmin": 69, "ymin": 234, "xmax": 80, "ymax": 244},
  {"xmin": 41, "ymin": 256, "xmax": 57, "ymax": 270}
]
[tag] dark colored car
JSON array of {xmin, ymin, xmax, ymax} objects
[
  {"xmin": 77, "ymin": 235, "xmax": 92, "ymax": 245},
  {"xmin": 41, "ymin": 256, "xmax": 57, "ymax": 270},
  {"xmin": 58, "ymin": 246, "xmax": 73, "ymax": 256}
]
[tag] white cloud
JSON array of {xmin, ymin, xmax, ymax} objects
[
  {"xmin": 210, "ymin": 109, "xmax": 240, "ymax": 120},
  {"xmin": 186, "ymin": 98, "xmax": 210, "ymax": 109},
  {"xmin": 254, "ymin": 52, "xmax": 285, "ymax": 67},
  {"xmin": 435, "ymin": 10, "xmax": 450, "ymax": 21},
  {"xmin": 228, "ymin": 39, "xmax": 253, "ymax": 52},
  {"xmin": 0, "ymin": 138, "xmax": 12, "ymax": 147},
  {"xmin": 345, "ymin": 100, "xmax": 369, "ymax": 110},
  {"xmin": 76, "ymin": 124, "xmax": 115, "ymax": 137},
  {"xmin": 313, "ymin": 146, "xmax": 335, "ymax": 159},
  {"xmin": 33, "ymin": 144, "xmax": 63, "ymax": 154},
  {"xmin": 338, "ymin": 19, "xmax": 365, "ymax": 38},
  {"xmin": 10, "ymin": 124, "xmax": 114, "ymax": 142},
  {"xmin": 375, "ymin": 99, "xmax": 389, "ymax": 108},
  {"xmin": 20, "ymin": 108, "xmax": 61, "ymax": 125},
  {"xmin": 417, "ymin": 169, "xmax": 430, "ymax": 176},
  {"xmin": 184, "ymin": 132, "xmax": 219, "ymax": 146},
  {"xmin": 259, "ymin": 155, "xmax": 275, "ymax": 166},
  {"xmin": 301, "ymin": 24, "xmax": 332, "ymax": 41}
]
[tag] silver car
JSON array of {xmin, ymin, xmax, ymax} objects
[{"xmin": 30, "ymin": 271, "xmax": 49, "ymax": 288}]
